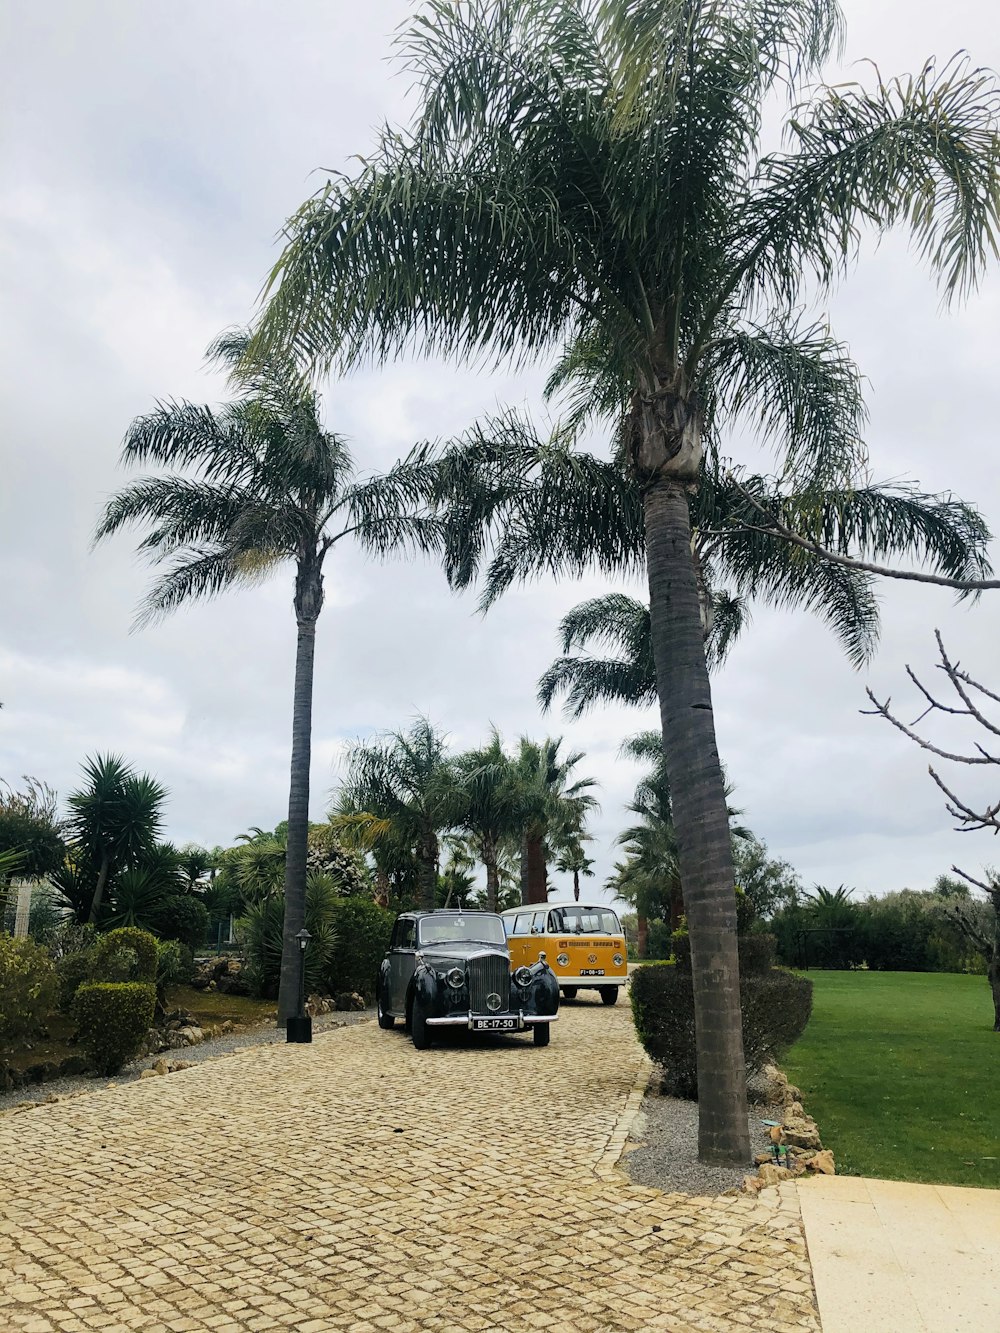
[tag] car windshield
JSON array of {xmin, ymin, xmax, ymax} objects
[
  {"xmin": 418, "ymin": 914, "xmax": 507, "ymax": 947},
  {"xmin": 548, "ymin": 907, "xmax": 621, "ymax": 935}
]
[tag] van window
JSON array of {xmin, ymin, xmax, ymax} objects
[
  {"xmin": 531, "ymin": 911, "xmax": 546, "ymax": 934},
  {"xmin": 510, "ymin": 912, "xmax": 535, "ymax": 936},
  {"xmin": 548, "ymin": 907, "xmax": 621, "ymax": 935}
]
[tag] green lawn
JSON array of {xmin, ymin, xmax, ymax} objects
[{"xmin": 783, "ymin": 971, "xmax": 999, "ymax": 1189}]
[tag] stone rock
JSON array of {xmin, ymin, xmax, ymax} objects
[
  {"xmin": 139, "ymin": 1069, "xmax": 158, "ymax": 1080},
  {"xmin": 24, "ymin": 1061, "xmax": 59, "ymax": 1085},
  {"xmin": 788, "ymin": 1100, "xmax": 805, "ymax": 1119},
  {"xmin": 334, "ymin": 991, "xmax": 365, "ymax": 1012},
  {"xmin": 755, "ymin": 1151, "xmax": 778, "ymax": 1166},
  {"xmin": 153, "ymin": 1059, "xmax": 170, "ymax": 1076},
  {"xmin": 757, "ymin": 1163, "xmax": 794, "ymax": 1188},
  {"xmin": 220, "ymin": 1020, "xmax": 234, "ymax": 1034},
  {"xmin": 170, "ymin": 1060, "xmax": 193, "ymax": 1071},
  {"xmin": 58, "ymin": 1055, "xmax": 90, "ymax": 1077},
  {"xmin": 742, "ymin": 1174, "xmax": 764, "ymax": 1194},
  {"xmin": 783, "ymin": 1118, "xmax": 822, "ymax": 1151},
  {"xmin": 806, "ymin": 1149, "xmax": 836, "ymax": 1175},
  {"xmin": 784, "ymin": 1083, "xmax": 803, "ymax": 1104}
]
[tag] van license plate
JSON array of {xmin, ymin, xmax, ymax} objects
[
  {"xmin": 472, "ymin": 1016, "xmax": 518, "ymax": 1031},
  {"xmin": 580, "ymin": 968, "xmax": 605, "ymax": 976}
]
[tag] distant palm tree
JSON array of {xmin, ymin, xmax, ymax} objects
[
  {"xmin": 96, "ymin": 332, "xmax": 439, "ymax": 1021},
  {"xmin": 335, "ymin": 717, "xmax": 455, "ymax": 911},
  {"xmin": 513, "ymin": 737, "xmax": 599, "ymax": 905},
  {"xmin": 450, "ymin": 729, "xmax": 524, "ymax": 911}
]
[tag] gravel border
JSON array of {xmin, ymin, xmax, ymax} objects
[
  {"xmin": 621, "ymin": 1070, "xmax": 780, "ymax": 1195},
  {"xmin": 1, "ymin": 1008, "xmax": 374, "ymax": 1110}
]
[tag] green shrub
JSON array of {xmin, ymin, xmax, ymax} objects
[
  {"xmin": 240, "ymin": 873, "xmax": 339, "ymax": 999},
  {"xmin": 73, "ymin": 981, "xmax": 156, "ymax": 1073},
  {"xmin": 92, "ymin": 927, "xmax": 158, "ymax": 982},
  {"xmin": 738, "ymin": 933, "xmax": 777, "ymax": 975},
  {"xmin": 151, "ymin": 895, "xmax": 210, "ymax": 951},
  {"xmin": 630, "ymin": 961, "xmax": 813, "ymax": 1099},
  {"xmin": 0, "ymin": 935, "xmax": 58, "ymax": 1046},
  {"xmin": 154, "ymin": 938, "xmax": 193, "ymax": 1007},
  {"xmin": 326, "ymin": 897, "xmax": 394, "ymax": 1001},
  {"xmin": 49, "ymin": 921, "xmax": 99, "ymax": 1012}
]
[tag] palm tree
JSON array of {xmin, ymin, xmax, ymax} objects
[
  {"xmin": 538, "ymin": 464, "xmax": 990, "ymax": 715},
  {"xmin": 256, "ymin": 1, "xmax": 1000, "ymax": 1161},
  {"xmin": 334, "ymin": 717, "xmax": 455, "ymax": 911},
  {"xmin": 95, "ymin": 332, "xmax": 439, "ymax": 1022},
  {"xmin": 513, "ymin": 737, "xmax": 599, "ymax": 905},
  {"xmin": 554, "ymin": 834, "xmax": 595, "ymax": 903},
  {"xmin": 450, "ymin": 729, "xmax": 524, "ymax": 911},
  {"xmin": 60, "ymin": 754, "xmax": 166, "ymax": 925}
]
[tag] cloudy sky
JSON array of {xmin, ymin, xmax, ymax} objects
[{"xmin": 2, "ymin": 0, "xmax": 1000, "ymax": 904}]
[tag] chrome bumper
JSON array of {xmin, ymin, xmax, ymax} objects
[{"xmin": 425, "ymin": 1011, "xmax": 559, "ymax": 1029}]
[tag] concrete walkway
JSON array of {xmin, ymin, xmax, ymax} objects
[
  {"xmin": 797, "ymin": 1174, "xmax": 1000, "ymax": 1332},
  {"xmin": 0, "ymin": 1002, "xmax": 818, "ymax": 1332}
]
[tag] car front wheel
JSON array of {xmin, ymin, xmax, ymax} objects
[
  {"xmin": 599, "ymin": 986, "xmax": 619, "ymax": 1006},
  {"xmin": 532, "ymin": 1023, "xmax": 550, "ymax": 1047},
  {"xmin": 410, "ymin": 997, "xmax": 432, "ymax": 1049}
]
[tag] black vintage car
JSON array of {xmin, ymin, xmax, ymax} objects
[{"xmin": 376, "ymin": 909, "xmax": 559, "ymax": 1049}]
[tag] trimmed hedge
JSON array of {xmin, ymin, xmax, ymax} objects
[
  {"xmin": 630, "ymin": 960, "xmax": 813, "ymax": 1099},
  {"xmin": 92, "ymin": 927, "xmax": 158, "ymax": 983},
  {"xmin": 73, "ymin": 981, "xmax": 156, "ymax": 1073}
]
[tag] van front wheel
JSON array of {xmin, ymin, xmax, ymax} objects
[
  {"xmin": 599, "ymin": 986, "xmax": 619, "ymax": 1006},
  {"xmin": 561, "ymin": 987, "xmax": 578, "ymax": 1000}
]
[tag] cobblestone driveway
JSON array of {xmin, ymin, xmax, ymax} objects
[{"xmin": 0, "ymin": 1002, "xmax": 818, "ymax": 1333}]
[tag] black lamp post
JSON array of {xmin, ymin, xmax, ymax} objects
[{"xmin": 286, "ymin": 927, "xmax": 313, "ymax": 1044}]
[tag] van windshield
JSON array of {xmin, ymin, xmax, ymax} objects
[{"xmin": 548, "ymin": 907, "xmax": 621, "ymax": 935}]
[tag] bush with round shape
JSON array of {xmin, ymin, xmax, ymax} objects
[
  {"xmin": 155, "ymin": 938, "xmax": 193, "ymax": 1007},
  {"xmin": 326, "ymin": 897, "xmax": 394, "ymax": 1002},
  {"xmin": 0, "ymin": 935, "xmax": 58, "ymax": 1046},
  {"xmin": 92, "ymin": 927, "xmax": 158, "ymax": 982},
  {"xmin": 72, "ymin": 981, "xmax": 156, "ymax": 1074},
  {"xmin": 151, "ymin": 894, "xmax": 210, "ymax": 951},
  {"xmin": 630, "ymin": 958, "xmax": 813, "ymax": 1099}
]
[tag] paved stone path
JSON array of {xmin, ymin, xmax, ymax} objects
[
  {"xmin": 0, "ymin": 1002, "xmax": 819, "ymax": 1332},
  {"xmin": 798, "ymin": 1174, "xmax": 1000, "ymax": 1332}
]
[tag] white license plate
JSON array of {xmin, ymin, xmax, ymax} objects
[
  {"xmin": 580, "ymin": 968, "xmax": 605, "ymax": 976},
  {"xmin": 471, "ymin": 1016, "xmax": 518, "ymax": 1031}
]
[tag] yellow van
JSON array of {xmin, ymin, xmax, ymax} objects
[{"xmin": 501, "ymin": 902, "xmax": 628, "ymax": 1004}]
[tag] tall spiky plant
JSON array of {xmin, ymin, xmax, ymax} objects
[
  {"xmin": 256, "ymin": 0, "xmax": 1000, "ymax": 1160},
  {"xmin": 95, "ymin": 332, "xmax": 440, "ymax": 1021}
]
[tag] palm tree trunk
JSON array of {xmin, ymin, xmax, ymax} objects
[
  {"xmin": 418, "ymin": 831, "xmax": 438, "ymax": 911},
  {"xmin": 573, "ymin": 868, "xmax": 580, "ymax": 902},
  {"xmin": 525, "ymin": 833, "xmax": 547, "ymax": 905},
  {"xmin": 644, "ymin": 477, "xmax": 750, "ymax": 1166},
  {"xmin": 519, "ymin": 829, "xmax": 530, "ymax": 906},
  {"xmin": 636, "ymin": 912, "xmax": 648, "ymax": 959},
  {"xmin": 277, "ymin": 615, "xmax": 317, "ymax": 1024},
  {"xmin": 484, "ymin": 836, "xmax": 499, "ymax": 912},
  {"xmin": 87, "ymin": 851, "xmax": 111, "ymax": 926}
]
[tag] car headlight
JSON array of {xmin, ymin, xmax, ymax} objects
[
  {"xmin": 556, "ymin": 953, "xmax": 569, "ymax": 967},
  {"xmin": 514, "ymin": 965, "xmax": 533, "ymax": 987},
  {"xmin": 613, "ymin": 953, "xmax": 624, "ymax": 967},
  {"xmin": 445, "ymin": 967, "xmax": 465, "ymax": 988}
]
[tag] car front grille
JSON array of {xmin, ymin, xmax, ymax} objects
[{"xmin": 468, "ymin": 953, "xmax": 511, "ymax": 1015}]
